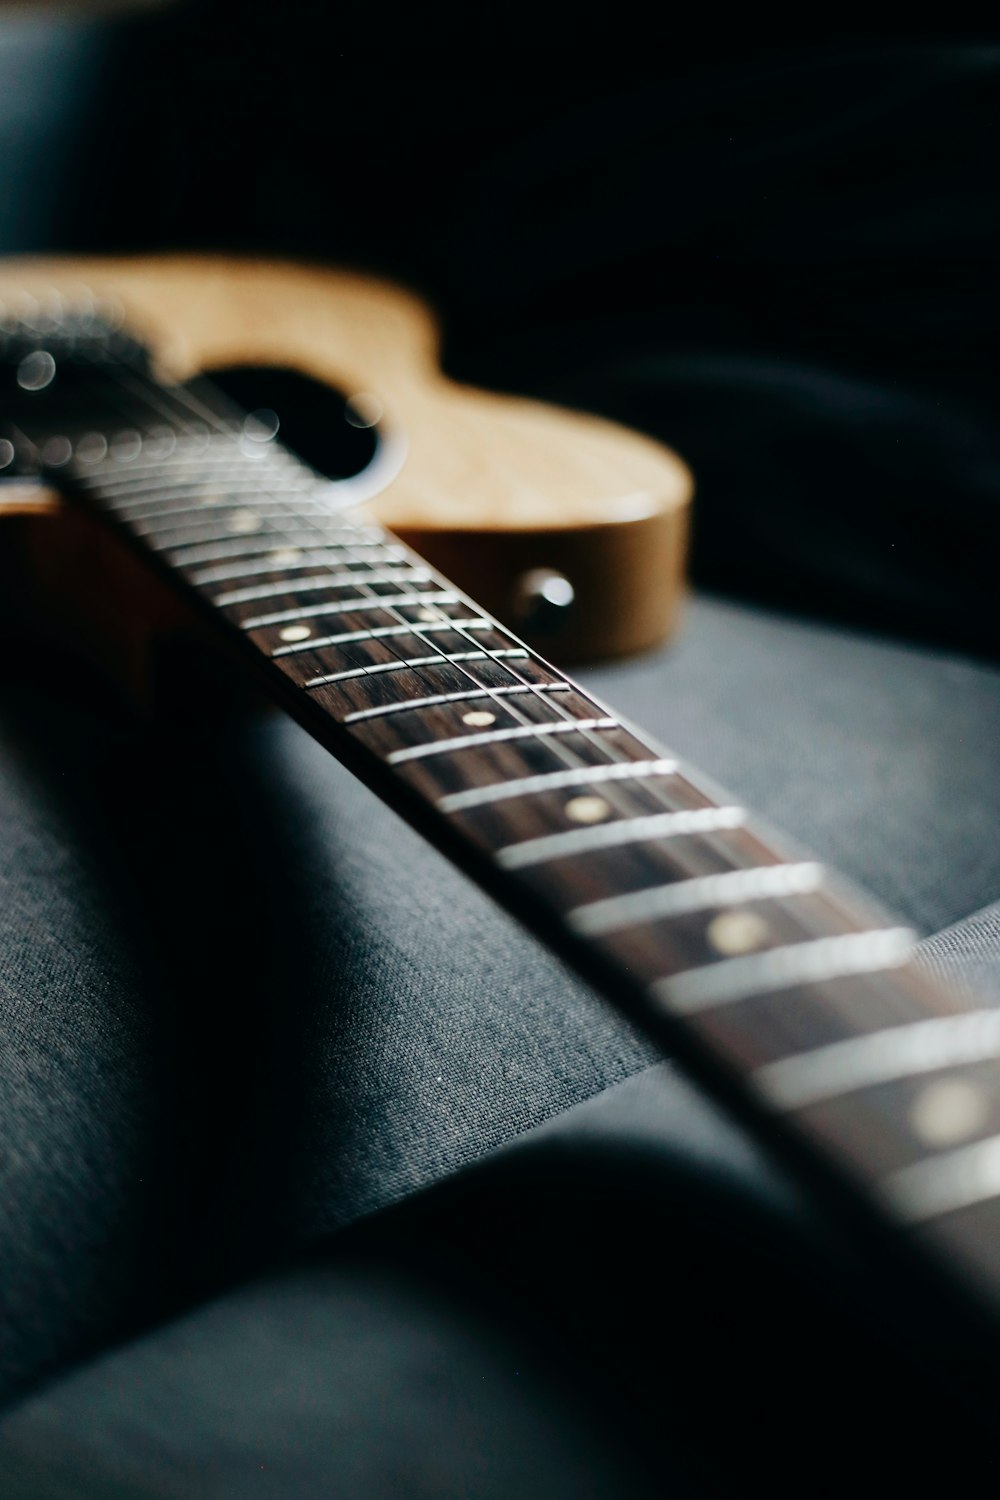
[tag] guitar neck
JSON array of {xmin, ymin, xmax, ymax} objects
[{"xmin": 26, "ymin": 346, "xmax": 1000, "ymax": 1331}]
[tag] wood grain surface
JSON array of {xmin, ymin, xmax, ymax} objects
[{"xmin": 0, "ymin": 256, "xmax": 693, "ymax": 661}]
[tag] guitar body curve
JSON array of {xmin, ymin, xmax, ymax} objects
[{"xmin": 0, "ymin": 255, "xmax": 693, "ymax": 663}]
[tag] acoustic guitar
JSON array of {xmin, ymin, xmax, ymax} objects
[{"xmin": 2, "ymin": 255, "xmax": 999, "ymax": 1364}]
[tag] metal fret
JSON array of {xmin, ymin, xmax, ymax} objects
[
  {"xmin": 496, "ymin": 805, "xmax": 746, "ymax": 870},
  {"xmin": 272, "ymin": 618, "xmax": 495, "ymax": 656},
  {"xmin": 91, "ymin": 460, "xmax": 308, "ymax": 490},
  {"xmin": 259, "ymin": 593, "xmax": 460, "ymax": 640},
  {"xmin": 19, "ymin": 314, "xmax": 993, "ymax": 1327},
  {"xmin": 92, "ymin": 449, "xmax": 304, "ymax": 482},
  {"xmin": 343, "ymin": 683, "xmax": 570, "ymax": 724},
  {"xmin": 190, "ymin": 548, "xmax": 407, "ymax": 587},
  {"xmin": 134, "ymin": 499, "xmax": 330, "ymax": 530},
  {"xmin": 570, "ymin": 862, "xmax": 826, "ymax": 937},
  {"xmin": 166, "ymin": 531, "xmax": 388, "ymax": 567},
  {"xmin": 305, "ymin": 649, "xmax": 530, "ymax": 689},
  {"xmin": 654, "ymin": 928, "xmax": 915, "ymax": 1016},
  {"xmin": 214, "ymin": 567, "xmax": 428, "ymax": 608},
  {"xmin": 144, "ymin": 514, "xmax": 333, "ymax": 550},
  {"xmin": 94, "ymin": 477, "xmax": 312, "ymax": 513},
  {"xmin": 755, "ymin": 1010, "xmax": 1000, "ymax": 1110},
  {"xmin": 387, "ymin": 717, "xmax": 619, "ymax": 765},
  {"xmin": 883, "ymin": 1135, "xmax": 1000, "ymax": 1223},
  {"xmin": 94, "ymin": 449, "xmax": 305, "ymax": 477},
  {"xmin": 438, "ymin": 758, "xmax": 680, "ymax": 813}
]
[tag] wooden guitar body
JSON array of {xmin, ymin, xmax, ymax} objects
[
  {"xmin": 4, "ymin": 253, "xmax": 1000, "ymax": 1378},
  {"xmin": 0, "ymin": 256, "xmax": 693, "ymax": 666}
]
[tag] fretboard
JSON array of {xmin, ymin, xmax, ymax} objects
[{"xmin": 51, "ymin": 399, "xmax": 1000, "ymax": 1332}]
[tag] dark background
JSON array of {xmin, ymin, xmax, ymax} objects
[
  {"xmin": 2, "ymin": 12, "xmax": 1000, "ymax": 1495},
  {"xmin": 9, "ymin": 6, "xmax": 1000, "ymax": 658}
]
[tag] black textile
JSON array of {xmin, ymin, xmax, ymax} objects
[
  {"xmin": 56, "ymin": 19, "xmax": 1000, "ymax": 660},
  {"xmin": 2, "ymin": 13, "xmax": 1000, "ymax": 1494},
  {"xmin": 2, "ymin": 592, "xmax": 999, "ymax": 1427}
]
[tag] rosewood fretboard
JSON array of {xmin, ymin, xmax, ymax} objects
[{"xmin": 10, "ymin": 319, "xmax": 1000, "ymax": 1334}]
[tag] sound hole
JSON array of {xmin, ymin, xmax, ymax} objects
[{"xmin": 198, "ymin": 365, "xmax": 381, "ymax": 481}]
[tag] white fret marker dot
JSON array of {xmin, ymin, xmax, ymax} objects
[
  {"xmin": 279, "ymin": 624, "xmax": 313, "ymax": 643},
  {"xmin": 565, "ymin": 794, "xmax": 611, "ymax": 825},
  {"xmin": 707, "ymin": 910, "xmax": 770, "ymax": 956},
  {"xmin": 909, "ymin": 1078, "xmax": 990, "ymax": 1147},
  {"xmin": 227, "ymin": 509, "xmax": 262, "ymax": 533},
  {"xmin": 416, "ymin": 607, "xmax": 443, "ymax": 622},
  {"xmin": 462, "ymin": 710, "xmax": 496, "ymax": 727},
  {"xmin": 270, "ymin": 548, "xmax": 302, "ymax": 566}
]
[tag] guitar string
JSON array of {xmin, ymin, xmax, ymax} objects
[
  {"xmin": 74, "ymin": 352, "xmax": 682, "ymax": 829},
  {"xmin": 93, "ymin": 361, "xmax": 708, "ymax": 841},
  {"xmin": 8, "ymin": 312, "xmax": 645, "ymax": 810},
  {"xmin": 91, "ymin": 362, "xmax": 591, "ymax": 741},
  {"xmin": 58, "ymin": 349, "xmax": 670, "ymax": 847}
]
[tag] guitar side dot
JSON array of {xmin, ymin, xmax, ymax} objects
[
  {"xmin": 707, "ymin": 910, "xmax": 770, "ymax": 956},
  {"xmin": 227, "ymin": 509, "xmax": 262, "ymax": 533},
  {"xmin": 565, "ymin": 794, "xmax": 611, "ymax": 824}
]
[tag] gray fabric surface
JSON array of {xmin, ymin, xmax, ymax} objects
[
  {"xmin": 587, "ymin": 594, "xmax": 1000, "ymax": 937},
  {"xmin": 915, "ymin": 901, "xmax": 1000, "ymax": 1005},
  {"xmin": 1, "ymin": 588, "xmax": 998, "ymax": 1414},
  {"xmin": 0, "ymin": 1062, "xmax": 986, "ymax": 1498},
  {"xmin": 0, "ymin": 1260, "xmax": 668, "ymax": 1500}
]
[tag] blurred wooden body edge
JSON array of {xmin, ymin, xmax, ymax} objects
[{"xmin": 0, "ymin": 255, "xmax": 693, "ymax": 689}]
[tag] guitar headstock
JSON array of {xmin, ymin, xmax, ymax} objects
[
  {"xmin": 0, "ymin": 290, "xmax": 151, "ymax": 480},
  {"xmin": 0, "ymin": 288, "xmax": 208, "ymax": 708}
]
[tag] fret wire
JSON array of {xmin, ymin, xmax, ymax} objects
[
  {"xmin": 654, "ymin": 928, "xmax": 916, "ymax": 1017},
  {"xmin": 102, "ymin": 485, "xmax": 326, "ymax": 523},
  {"xmin": 91, "ymin": 361, "xmax": 675, "ymax": 820},
  {"xmin": 100, "ymin": 372, "xmax": 652, "ymax": 798},
  {"xmin": 94, "ymin": 445, "xmax": 305, "ymax": 473},
  {"xmin": 754, "ymin": 1010, "xmax": 1000, "ymax": 1111},
  {"xmin": 95, "ymin": 375, "xmax": 578, "ymax": 780},
  {"xmin": 165, "ymin": 533, "xmax": 391, "ymax": 567},
  {"xmin": 189, "ymin": 548, "xmax": 409, "ymax": 587},
  {"xmin": 882, "ymin": 1134, "xmax": 1000, "ymax": 1224},
  {"xmin": 570, "ymin": 862, "xmax": 827, "ymax": 937},
  {"xmin": 84, "ymin": 462, "xmax": 311, "ymax": 497},
  {"xmin": 94, "ymin": 360, "xmax": 647, "ymax": 800},
  {"xmin": 88, "ymin": 472, "xmax": 313, "ymax": 509},
  {"xmin": 495, "ymin": 805, "xmax": 746, "ymax": 869},
  {"xmin": 107, "ymin": 417, "xmax": 632, "ymax": 786},
  {"xmin": 85, "ymin": 457, "xmax": 279, "ymax": 488},
  {"xmin": 214, "ymin": 567, "xmax": 430, "ymax": 609},
  {"xmin": 276, "ymin": 619, "xmax": 496, "ymax": 653},
  {"xmin": 387, "ymin": 717, "xmax": 619, "ymax": 765},
  {"xmin": 437, "ymin": 758, "xmax": 680, "ymax": 813},
  {"xmin": 343, "ymin": 682, "xmax": 571, "ymax": 724},
  {"xmin": 304, "ymin": 649, "xmax": 530, "ymax": 689},
  {"xmin": 134, "ymin": 498, "xmax": 337, "ymax": 530},
  {"xmin": 142, "ymin": 513, "xmax": 345, "ymax": 549},
  {"xmin": 248, "ymin": 592, "xmax": 460, "ymax": 634},
  {"xmin": 91, "ymin": 441, "xmax": 296, "ymax": 473},
  {"xmin": 63, "ymin": 349, "xmax": 1000, "ymax": 1313}
]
